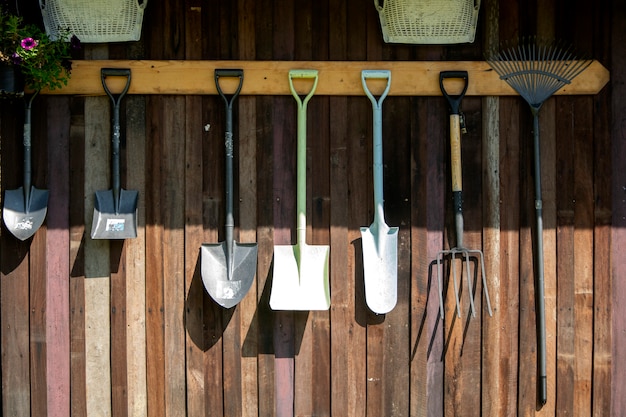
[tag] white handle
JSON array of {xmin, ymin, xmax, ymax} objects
[
  {"xmin": 373, "ymin": 0, "xmax": 383, "ymax": 12},
  {"xmin": 137, "ymin": 0, "xmax": 148, "ymax": 10}
]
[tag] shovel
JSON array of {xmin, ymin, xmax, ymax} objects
[
  {"xmin": 436, "ymin": 71, "xmax": 492, "ymax": 319},
  {"xmin": 269, "ymin": 69, "xmax": 330, "ymax": 311},
  {"xmin": 360, "ymin": 70, "xmax": 398, "ymax": 315},
  {"xmin": 201, "ymin": 69, "xmax": 258, "ymax": 308},
  {"xmin": 91, "ymin": 68, "xmax": 138, "ymax": 239},
  {"xmin": 3, "ymin": 91, "xmax": 49, "ymax": 241}
]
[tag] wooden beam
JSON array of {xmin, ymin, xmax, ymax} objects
[{"xmin": 44, "ymin": 60, "xmax": 610, "ymax": 96}]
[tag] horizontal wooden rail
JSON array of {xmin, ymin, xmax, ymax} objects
[{"xmin": 44, "ymin": 60, "xmax": 610, "ymax": 96}]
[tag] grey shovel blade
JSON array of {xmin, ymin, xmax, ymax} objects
[
  {"xmin": 270, "ymin": 243, "xmax": 330, "ymax": 311},
  {"xmin": 201, "ymin": 242, "xmax": 258, "ymax": 308},
  {"xmin": 3, "ymin": 186, "xmax": 48, "ymax": 241},
  {"xmin": 91, "ymin": 189, "xmax": 138, "ymax": 239},
  {"xmin": 360, "ymin": 224, "xmax": 398, "ymax": 314}
]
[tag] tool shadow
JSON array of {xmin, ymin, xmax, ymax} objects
[{"xmin": 411, "ymin": 254, "xmax": 481, "ymax": 363}]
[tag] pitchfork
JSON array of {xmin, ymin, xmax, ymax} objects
[{"xmin": 436, "ymin": 71, "xmax": 493, "ymax": 320}]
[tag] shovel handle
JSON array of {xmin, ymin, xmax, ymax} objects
[
  {"xmin": 361, "ymin": 69, "xmax": 391, "ymax": 109},
  {"xmin": 440, "ymin": 71, "xmax": 468, "ymax": 115},
  {"xmin": 215, "ymin": 69, "xmax": 244, "ymax": 108},
  {"xmin": 289, "ymin": 70, "xmax": 318, "ymax": 245},
  {"xmin": 101, "ymin": 68, "xmax": 131, "ymax": 212}
]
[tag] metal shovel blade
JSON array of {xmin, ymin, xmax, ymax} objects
[
  {"xmin": 361, "ymin": 221, "xmax": 399, "ymax": 314},
  {"xmin": 201, "ymin": 242, "xmax": 258, "ymax": 308},
  {"xmin": 91, "ymin": 189, "xmax": 138, "ymax": 239},
  {"xmin": 3, "ymin": 186, "xmax": 48, "ymax": 241},
  {"xmin": 269, "ymin": 243, "xmax": 330, "ymax": 311}
]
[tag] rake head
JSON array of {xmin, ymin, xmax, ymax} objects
[
  {"xmin": 436, "ymin": 246, "xmax": 493, "ymax": 319},
  {"xmin": 485, "ymin": 37, "xmax": 592, "ymax": 109}
]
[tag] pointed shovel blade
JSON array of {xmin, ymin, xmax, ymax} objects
[
  {"xmin": 270, "ymin": 243, "xmax": 330, "ymax": 311},
  {"xmin": 360, "ymin": 223, "xmax": 398, "ymax": 314},
  {"xmin": 201, "ymin": 241, "xmax": 258, "ymax": 308},
  {"xmin": 3, "ymin": 186, "xmax": 49, "ymax": 241}
]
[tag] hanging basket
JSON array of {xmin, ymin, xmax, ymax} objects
[
  {"xmin": 374, "ymin": 0, "xmax": 481, "ymax": 44},
  {"xmin": 39, "ymin": 0, "xmax": 148, "ymax": 43}
]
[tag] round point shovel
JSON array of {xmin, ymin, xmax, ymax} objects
[
  {"xmin": 3, "ymin": 91, "xmax": 49, "ymax": 241},
  {"xmin": 360, "ymin": 70, "xmax": 398, "ymax": 315},
  {"xmin": 201, "ymin": 69, "xmax": 258, "ymax": 309},
  {"xmin": 91, "ymin": 68, "xmax": 138, "ymax": 239},
  {"xmin": 269, "ymin": 69, "xmax": 330, "ymax": 311}
]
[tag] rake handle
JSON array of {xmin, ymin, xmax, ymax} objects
[{"xmin": 532, "ymin": 108, "xmax": 547, "ymax": 407}]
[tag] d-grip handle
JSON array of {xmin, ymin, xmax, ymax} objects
[
  {"xmin": 440, "ymin": 71, "xmax": 468, "ymax": 115},
  {"xmin": 215, "ymin": 69, "xmax": 244, "ymax": 106}
]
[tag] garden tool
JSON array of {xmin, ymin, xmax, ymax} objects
[
  {"xmin": 270, "ymin": 69, "xmax": 330, "ymax": 311},
  {"xmin": 201, "ymin": 69, "xmax": 258, "ymax": 308},
  {"xmin": 486, "ymin": 37, "xmax": 591, "ymax": 407},
  {"xmin": 360, "ymin": 69, "xmax": 398, "ymax": 315},
  {"xmin": 91, "ymin": 68, "xmax": 137, "ymax": 239},
  {"xmin": 436, "ymin": 71, "xmax": 493, "ymax": 320},
  {"xmin": 3, "ymin": 91, "xmax": 49, "ymax": 240}
]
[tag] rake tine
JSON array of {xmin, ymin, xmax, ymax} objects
[
  {"xmin": 451, "ymin": 253, "xmax": 462, "ymax": 318},
  {"xmin": 463, "ymin": 250, "xmax": 477, "ymax": 318},
  {"xmin": 437, "ymin": 252, "xmax": 445, "ymax": 319},
  {"xmin": 478, "ymin": 250, "xmax": 493, "ymax": 316}
]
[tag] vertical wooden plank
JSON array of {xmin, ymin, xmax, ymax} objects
[
  {"xmin": 379, "ymin": 49, "xmax": 412, "ymax": 417},
  {"xmin": 497, "ymin": 2, "xmax": 521, "ymax": 415},
  {"xmin": 556, "ymin": 97, "xmax": 576, "ymax": 417},
  {"xmin": 292, "ymin": 2, "xmax": 332, "ymax": 416},
  {"xmin": 69, "ymin": 95, "xmax": 88, "ymax": 417},
  {"xmin": 253, "ymin": 0, "xmax": 276, "ymax": 413},
  {"xmin": 591, "ymin": 3, "xmax": 613, "ymax": 415},
  {"xmin": 237, "ymin": 1, "xmax": 260, "ymax": 416},
  {"xmin": 145, "ymin": 94, "xmax": 166, "ymax": 417},
  {"xmin": 183, "ymin": 1, "xmax": 206, "ymax": 416},
  {"xmin": 329, "ymin": 0, "xmax": 367, "ymax": 416},
  {"xmin": 121, "ymin": 39, "xmax": 148, "ymax": 417},
  {"xmin": 29, "ymin": 98, "xmax": 48, "ymax": 417},
  {"xmin": 162, "ymin": 96, "xmax": 187, "ymax": 417},
  {"xmin": 1, "ymin": 99, "xmax": 31, "ymax": 417},
  {"xmin": 497, "ymin": 95, "xmax": 521, "ymax": 417},
  {"xmin": 272, "ymin": 1, "xmax": 296, "ymax": 416},
  {"xmin": 201, "ymin": 4, "xmax": 225, "ymax": 417},
  {"xmin": 481, "ymin": 1, "xmax": 505, "ymax": 415},
  {"xmin": 46, "ymin": 96, "xmax": 71, "ymax": 417},
  {"xmin": 611, "ymin": 2, "xmax": 626, "ymax": 416},
  {"xmin": 84, "ymin": 43, "xmax": 112, "ymax": 417},
  {"xmin": 425, "ymin": 95, "xmax": 446, "ymax": 417},
  {"xmin": 573, "ymin": 98, "xmax": 594, "ymax": 417}
]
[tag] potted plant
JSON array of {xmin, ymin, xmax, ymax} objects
[{"xmin": 1, "ymin": 5, "xmax": 80, "ymax": 96}]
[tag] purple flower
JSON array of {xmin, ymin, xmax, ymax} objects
[
  {"xmin": 20, "ymin": 37, "xmax": 38, "ymax": 50},
  {"xmin": 11, "ymin": 53, "xmax": 23, "ymax": 66}
]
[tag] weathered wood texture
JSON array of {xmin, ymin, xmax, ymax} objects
[{"xmin": 0, "ymin": 0, "xmax": 623, "ymax": 416}]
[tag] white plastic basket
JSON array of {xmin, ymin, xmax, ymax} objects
[
  {"xmin": 374, "ymin": 0, "xmax": 480, "ymax": 44},
  {"xmin": 39, "ymin": 0, "xmax": 148, "ymax": 43}
]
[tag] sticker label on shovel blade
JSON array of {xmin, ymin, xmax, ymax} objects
[{"xmin": 106, "ymin": 219, "xmax": 126, "ymax": 232}]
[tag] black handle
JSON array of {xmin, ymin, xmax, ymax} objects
[{"xmin": 439, "ymin": 71, "xmax": 469, "ymax": 115}]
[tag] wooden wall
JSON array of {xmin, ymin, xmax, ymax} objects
[{"xmin": 0, "ymin": 0, "xmax": 624, "ymax": 416}]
